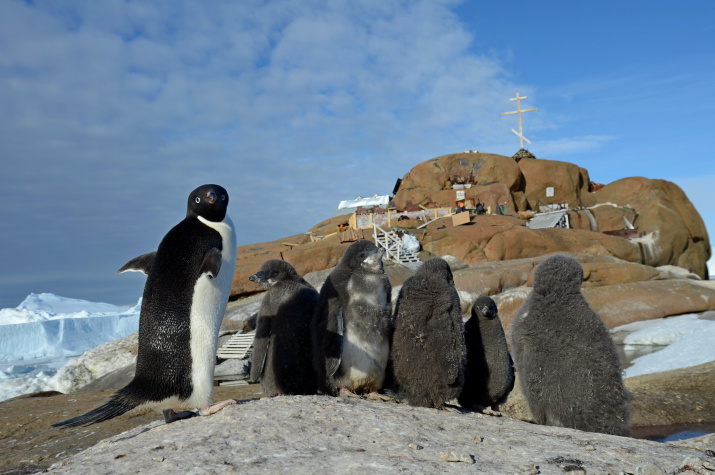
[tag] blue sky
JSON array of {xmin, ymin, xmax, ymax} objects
[{"xmin": 1, "ymin": 0, "xmax": 713, "ymax": 308}]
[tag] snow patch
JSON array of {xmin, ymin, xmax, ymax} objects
[{"xmin": 622, "ymin": 314, "xmax": 715, "ymax": 378}]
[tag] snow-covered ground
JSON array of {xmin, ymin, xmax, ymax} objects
[
  {"xmin": 0, "ymin": 293, "xmax": 140, "ymax": 401},
  {"xmin": 618, "ymin": 313, "xmax": 715, "ymax": 378}
]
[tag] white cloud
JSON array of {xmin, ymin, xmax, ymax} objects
[
  {"xmin": 531, "ymin": 135, "xmax": 617, "ymax": 158},
  {"xmin": 0, "ymin": 0, "xmax": 529, "ymax": 305}
]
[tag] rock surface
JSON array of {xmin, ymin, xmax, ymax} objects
[
  {"xmin": 500, "ymin": 361, "xmax": 715, "ymax": 431},
  {"xmin": 49, "ymin": 333, "xmax": 138, "ymax": 394},
  {"xmin": 232, "ymin": 152, "xmax": 710, "ymax": 298},
  {"xmin": 45, "ymin": 395, "xmax": 715, "ymax": 474},
  {"xmin": 0, "ymin": 385, "xmax": 262, "ymax": 474}
]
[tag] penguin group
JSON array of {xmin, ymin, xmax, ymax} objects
[
  {"xmin": 250, "ymin": 241, "xmax": 516, "ymax": 413},
  {"xmin": 247, "ymin": 247, "xmax": 631, "ymax": 437},
  {"xmin": 52, "ymin": 186, "xmax": 631, "ymax": 438}
]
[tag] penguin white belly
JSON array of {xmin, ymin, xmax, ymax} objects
[
  {"xmin": 187, "ymin": 216, "xmax": 237, "ymax": 408},
  {"xmin": 347, "ymin": 275, "xmax": 388, "ymax": 308},
  {"xmin": 339, "ymin": 322, "xmax": 390, "ymax": 390}
]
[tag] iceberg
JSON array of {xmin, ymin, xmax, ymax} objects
[
  {"xmin": 0, "ymin": 293, "xmax": 140, "ymax": 363},
  {"xmin": 0, "ymin": 293, "xmax": 141, "ymax": 401}
]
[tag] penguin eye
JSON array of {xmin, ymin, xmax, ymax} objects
[
  {"xmin": 221, "ymin": 195, "xmax": 226, "ymax": 201},
  {"xmin": 195, "ymin": 197, "xmax": 200, "ymax": 204}
]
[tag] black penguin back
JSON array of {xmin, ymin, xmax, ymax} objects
[
  {"xmin": 390, "ymin": 258, "xmax": 466, "ymax": 408},
  {"xmin": 510, "ymin": 254, "xmax": 631, "ymax": 436},
  {"xmin": 459, "ymin": 296, "xmax": 514, "ymax": 409},
  {"xmin": 250, "ymin": 260, "xmax": 319, "ymax": 395}
]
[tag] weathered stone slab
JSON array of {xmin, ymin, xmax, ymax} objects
[{"xmin": 46, "ymin": 395, "xmax": 714, "ymax": 474}]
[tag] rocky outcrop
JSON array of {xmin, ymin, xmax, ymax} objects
[
  {"xmin": 627, "ymin": 361, "xmax": 715, "ymax": 428},
  {"xmin": 594, "ymin": 177, "xmax": 710, "ymax": 277},
  {"xmin": 231, "ymin": 153, "xmax": 709, "ymax": 298},
  {"xmin": 45, "ymin": 396, "xmax": 715, "ymax": 474},
  {"xmin": 0, "ymin": 385, "xmax": 261, "ymax": 474},
  {"xmin": 518, "ymin": 157, "xmax": 594, "ymax": 210},
  {"xmin": 363, "ymin": 152, "xmax": 710, "ymax": 280},
  {"xmin": 501, "ymin": 361, "xmax": 715, "ymax": 430},
  {"xmin": 48, "ymin": 333, "xmax": 138, "ymax": 394}
]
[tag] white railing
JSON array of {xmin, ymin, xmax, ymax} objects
[{"xmin": 373, "ymin": 223, "xmax": 405, "ymax": 263}]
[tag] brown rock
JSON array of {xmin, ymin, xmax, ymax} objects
[
  {"xmin": 595, "ymin": 177, "xmax": 711, "ymax": 278},
  {"xmin": 495, "ymin": 279, "xmax": 715, "ymax": 331},
  {"xmin": 230, "ymin": 153, "xmax": 711, "ymax": 298},
  {"xmin": 568, "ymin": 205, "xmax": 638, "ymax": 233},
  {"xmin": 452, "ymin": 253, "xmax": 660, "ymax": 298},
  {"xmin": 232, "ymin": 233, "xmax": 347, "ymax": 297},
  {"xmin": 393, "ymin": 152, "xmax": 522, "ymax": 210},
  {"xmin": 518, "ymin": 157, "xmax": 595, "ymax": 210},
  {"xmin": 420, "ymin": 216, "xmax": 641, "ymax": 267},
  {"xmin": 583, "ymin": 280, "xmax": 715, "ymax": 328},
  {"xmin": 0, "ymin": 385, "xmax": 263, "ymax": 474},
  {"xmin": 627, "ymin": 361, "xmax": 715, "ymax": 427}
]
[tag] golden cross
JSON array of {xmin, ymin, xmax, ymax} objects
[{"xmin": 501, "ymin": 92, "xmax": 538, "ymax": 149}]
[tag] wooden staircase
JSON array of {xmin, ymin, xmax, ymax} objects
[
  {"xmin": 216, "ymin": 330, "xmax": 255, "ymax": 359},
  {"xmin": 372, "ymin": 224, "xmax": 422, "ymax": 269}
]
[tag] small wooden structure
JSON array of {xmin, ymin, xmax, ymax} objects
[
  {"xmin": 372, "ymin": 224, "xmax": 422, "ymax": 269},
  {"xmin": 349, "ymin": 207, "xmax": 452, "ymax": 231},
  {"xmin": 501, "ymin": 92, "xmax": 538, "ymax": 148},
  {"xmin": 216, "ymin": 330, "xmax": 256, "ymax": 360}
]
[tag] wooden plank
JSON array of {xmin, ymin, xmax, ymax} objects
[{"xmin": 216, "ymin": 331, "xmax": 255, "ymax": 359}]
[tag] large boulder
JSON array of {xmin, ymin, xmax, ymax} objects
[
  {"xmin": 518, "ymin": 157, "xmax": 595, "ymax": 209},
  {"xmin": 452, "ymin": 253, "xmax": 661, "ymax": 297},
  {"xmin": 492, "ymin": 279, "xmax": 715, "ymax": 331},
  {"xmin": 419, "ymin": 215, "xmax": 641, "ymax": 266},
  {"xmin": 231, "ymin": 152, "xmax": 711, "ymax": 300},
  {"xmin": 393, "ymin": 152, "xmax": 522, "ymax": 211},
  {"xmin": 594, "ymin": 177, "xmax": 710, "ymax": 278},
  {"xmin": 626, "ymin": 361, "xmax": 715, "ymax": 427}
]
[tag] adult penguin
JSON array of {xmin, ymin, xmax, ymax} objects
[{"xmin": 53, "ymin": 184, "xmax": 237, "ymax": 427}]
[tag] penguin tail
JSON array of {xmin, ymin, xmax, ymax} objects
[{"xmin": 52, "ymin": 391, "xmax": 138, "ymax": 428}]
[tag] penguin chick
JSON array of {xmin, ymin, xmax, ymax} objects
[
  {"xmin": 458, "ymin": 295, "xmax": 514, "ymax": 414},
  {"xmin": 248, "ymin": 259, "xmax": 318, "ymax": 396},
  {"xmin": 53, "ymin": 184, "xmax": 237, "ymax": 427},
  {"xmin": 312, "ymin": 239, "xmax": 392, "ymax": 397},
  {"xmin": 390, "ymin": 258, "xmax": 466, "ymax": 408},
  {"xmin": 509, "ymin": 254, "xmax": 632, "ymax": 436}
]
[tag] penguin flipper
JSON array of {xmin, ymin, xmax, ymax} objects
[
  {"xmin": 327, "ymin": 309, "xmax": 344, "ymax": 378},
  {"xmin": 118, "ymin": 252, "xmax": 156, "ymax": 275},
  {"xmin": 52, "ymin": 392, "xmax": 137, "ymax": 428},
  {"xmin": 200, "ymin": 247, "xmax": 222, "ymax": 278}
]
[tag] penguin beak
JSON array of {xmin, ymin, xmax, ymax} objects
[
  {"xmin": 205, "ymin": 190, "xmax": 217, "ymax": 204},
  {"xmin": 249, "ymin": 273, "xmax": 258, "ymax": 282}
]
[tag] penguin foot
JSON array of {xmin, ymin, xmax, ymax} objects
[
  {"xmin": 163, "ymin": 409, "xmax": 198, "ymax": 423},
  {"xmin": 339, "ymin": 388, "xmax": 360, "ymax": 398},
  {"xmin": 366, "ymin": 391, "xmax": 394, "ymax": 402},
  {"xmin": 198, "ymin": 399, "xmax": 238, "ymax": 416},
  {"xmin": 474, "ymin": 404, "xmax": 502, "ymax": 417}
]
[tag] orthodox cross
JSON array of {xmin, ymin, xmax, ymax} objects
[{"xmin": 501, "ymin": 92, "xmax": 538, "ymax": 148}]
